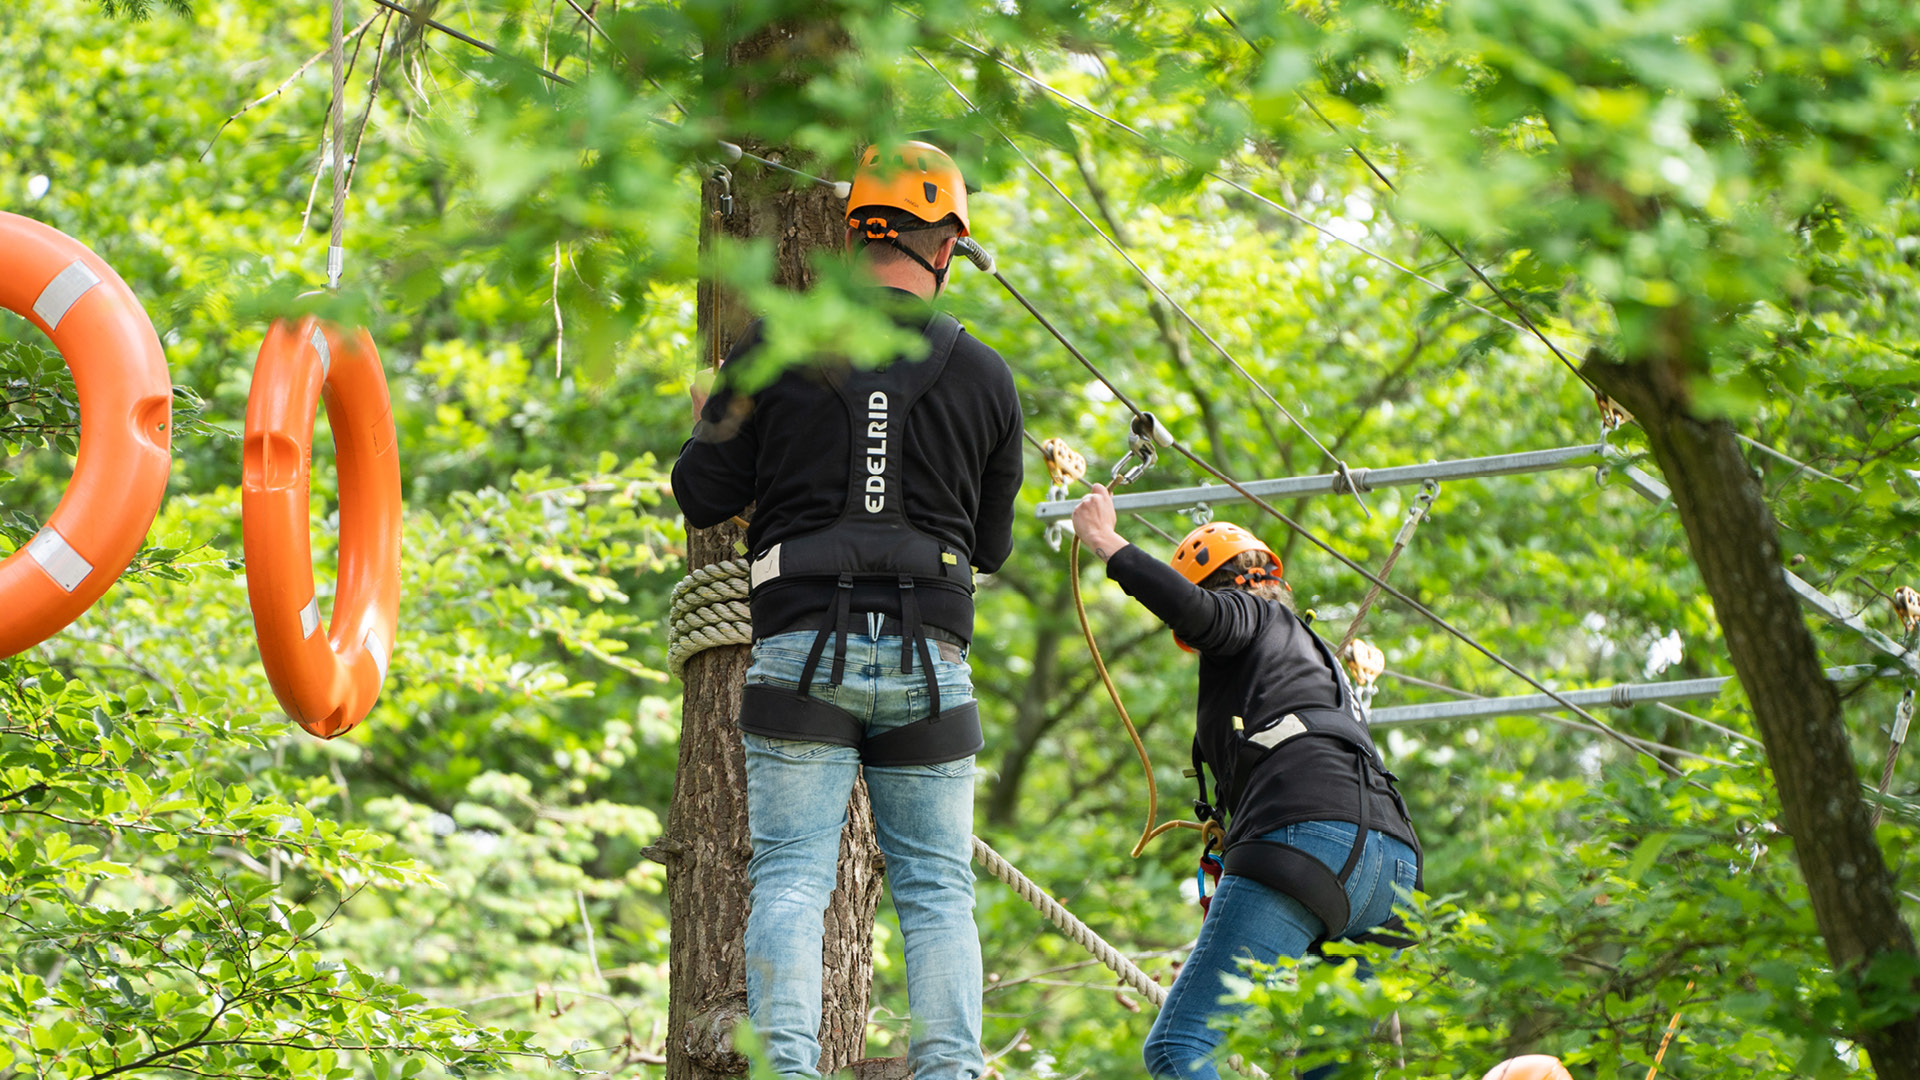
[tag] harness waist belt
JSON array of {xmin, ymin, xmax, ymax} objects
[
  {"xmin": 737, "ymin": 683, "xmax": 983, "ymax": 767},
  {"xmin": 778, "ymin": 612, "xmax": 968, "ymax": 648}
]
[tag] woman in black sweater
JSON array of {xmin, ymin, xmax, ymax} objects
[{"xmin": 1072, "ymin": 484, "xmax": 1421, "ymax": 1080}]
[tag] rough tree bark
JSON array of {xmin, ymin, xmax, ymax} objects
[
  {"xmin": 1584, "ymin": 351, "xmax": 1920, "ymax": 1077},
  {"xmin": 658, "ymin": 18, "xmax": 885, "ymax": 1079}
]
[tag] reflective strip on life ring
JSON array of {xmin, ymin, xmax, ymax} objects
[
  {"xmin": 242, "ymin": 317, "xmax": 401, "ymax": 739},
  {"xmin": 0, "ymin": 212, "xmax": 173, "ymax": 659}
]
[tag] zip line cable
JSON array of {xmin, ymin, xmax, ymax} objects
[
  {"xmin": 917, "ymin": 49, "xmax": 1375, "ymax": 520},
  {"xmin": 1021, "ymin": 429, "xmax": 1179, "ymax": 545},
  {"xmin": 941, "ymin": 34, "xmax": 1865, "ymax": 500},
  {"xmin": 963, "ymin": 236, "xmax": 1691, "ymax": 778},
  {"xmin": 935, "ymin": 35, "xmax": 1542, "ymax": 342},
  {"xmin": 320, "ymin": 4, "xmax": 1707, "ymax": 782}
]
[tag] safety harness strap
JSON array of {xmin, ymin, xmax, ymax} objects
[
  {"xmin": 863, "ymin": 700, "xmax": 983, "ymax": 767},
  {"xmin": 1223, "ymin": 840, "xmax": 1352, "ymax": 938},
  {"xmin": 897, "ymin": 574, "xmax": 942, "ymax": 717},
  {"xmin": 797, "ymin": 574, "xmax": 856, "ymax": 695},
  {"xmin": 735, "ymin": 687, "xmax": 981, "ymax": 767},
  {"xmin": 738, "ymin": 683, "xmax": 864, "ymax": 748}
]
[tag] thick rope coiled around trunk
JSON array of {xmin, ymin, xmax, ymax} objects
[{"xmin": 667, "ymin": 559, "xmax": 752, "ymax": 678}]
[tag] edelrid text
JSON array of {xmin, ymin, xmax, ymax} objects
[{"xmin": 863, "ymin": 391, "xmax": 888, "ymax": 513}]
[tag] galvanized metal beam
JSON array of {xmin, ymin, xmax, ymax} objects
[
  {"xmin": 1371, "ymin": 665, "xmax": 1887, "ymax": 726},
  {"xmin": 1033, "ymin": 444, "xmax": 1606, "ymax": 521}
]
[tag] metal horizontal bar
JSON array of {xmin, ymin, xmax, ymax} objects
[
  {"xmin": 1371, "ymin": 665, "xmax": 1886, "ymax": 726},
  {"xmin": 1034, "ymin": 443, "xmax": 1605, "ymax": 520}
]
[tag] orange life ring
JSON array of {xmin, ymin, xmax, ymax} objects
[
  {"xmin": 242, "ymin": 317, "xmax": 401, "ymax": 738},
  {"xmin": 0, "ymin": 212, "xmax": 172, "ymax": 659}
]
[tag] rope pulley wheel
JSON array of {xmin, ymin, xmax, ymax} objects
[
  {"xmin": 1893, "ymin": 585, "xmax": 1918, "ymax": 637},
  {"xmin": 0, "ymin": 212, "xmax": 173, "ymax": 659},
  {"xmin": 242, "ymin": 317, "xmax": 401, "ymax": 739},
  {"xmin": 1343, "ymin": 638, "xmax": 1386, "ymax": 691},
  {"xmin": 1040, "ymin": 437, "xmax": 1086, "ymax": 491}
]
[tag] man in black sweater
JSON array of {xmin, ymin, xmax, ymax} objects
[
  {"xmin": 1072, "ymin": 484, "xmax": 1420, "ymax": 1080},
  {"xmin": 671, "ymin": 142, "xmax": 1021, "ymax": 1080}
]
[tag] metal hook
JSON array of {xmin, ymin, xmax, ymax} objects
[
  {"xmin": 1110, "ymin": 411, "xmax": 1173, "ymax": 486},
  {"xmin": 711, "ymin": 165, "xmax": 734, "ymax": 217}
]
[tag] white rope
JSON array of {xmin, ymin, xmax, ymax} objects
[
  {"xmin": 327, "ymin": 0, "xmax": 346, "ymax": 289},
  {"xmin": 973, "ymin": 836, "xmax": 1271, "ymax": 1078},
  {"xmin": 667, "ymin": 559, "xmax": 753, "ymax": 677},
  {"xmin": 970, "ymin": 835, "xmax": 1164, "ymax": 1004}
]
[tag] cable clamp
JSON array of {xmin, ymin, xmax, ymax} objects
[
  {"xmin": 326, "ymin": 245, "xmax": 344, "ymax": 290},
  {"xmin": 1178, "ymin": 501, "xmax": 1214, "ymax": 527},
  {"xmin": 1331, "ymin": 464, "xmax": 1372, "ymax": 495},
  {"xmin": 711, "ymin": 165, "xmax": 734, "ymax": 217},
  {"xmin": 1894, "ymin": 688, "xmax": 1914, "ymax": 746},
  {"xmin": 1044, "ymin": 479, "xmax": 1073, "ymax": 552}
]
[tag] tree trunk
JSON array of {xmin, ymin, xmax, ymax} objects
[
  {"xmin": 662, "ymin": 20, "xmax": 884, "ymax": 1078},
  {"xmin": 1584, "ymin": 353, "xmax": 1920, "ymax": 1076}
]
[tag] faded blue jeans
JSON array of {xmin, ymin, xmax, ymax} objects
[
  {"xmin": 741, "ymin": 628, "xmax": 984, "ymax": 1080},
  {"xmin": 1144, "ymin": 821, "xmax": 1420, "ymax": 1080}
]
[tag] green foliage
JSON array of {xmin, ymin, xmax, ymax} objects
[
  {"xmin": 7, "ymin": 0, "xmax": 1920, "ymax": 1075},
  {"xmin": 1216, "ymin": 759, "xmax": 1904, "ymax": 1077},
  {"xmin": 0, "ymin": 656, "xmax": 547, "ymax": 1077}
]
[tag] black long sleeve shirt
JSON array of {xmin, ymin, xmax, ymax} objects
[
  {"xmin": 1105, "ymin": 543, "xmax": 1418, "ymax": 853},
  {"xmin": 671, "ymin": 289, "xmax": 1024, "ymax": 641}
]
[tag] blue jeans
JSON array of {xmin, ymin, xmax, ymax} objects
[
  {"xmin": 742, "ymin": 629, "xmax": 984, "ymax": 1080},
  {"xmin": 1144, "ymin": 821, "xmax": 1420, "ymax": 1080}
]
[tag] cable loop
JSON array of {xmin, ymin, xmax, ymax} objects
[{"xmin": 1332, "ymin": 462, "xmax": 1372, "ymax": 496}]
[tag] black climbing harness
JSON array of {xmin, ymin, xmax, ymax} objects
[
  {"xmin": 1190, "ymin": 624, "xmax": 1424, "ymax": 948},
  {"xmin": 735, "ymin": 312, "xmax": 984, "ymax": 767}
]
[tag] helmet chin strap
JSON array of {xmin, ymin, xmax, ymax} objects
[{"xmin": 882, "ymin": 237, "xmax": 948, "ymax": 291}]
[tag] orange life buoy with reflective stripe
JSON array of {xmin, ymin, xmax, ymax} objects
[
  {"xmin": 242, "ymin": 317, "xmax": 401, "ymax": 738},
  {"xmin": 0, "ymin": 212, "xmax": 172, "ymax": 659}
]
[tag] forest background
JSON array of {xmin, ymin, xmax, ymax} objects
[{"xmin": 1, "ymin": 0, "xmax": 1918, "ymax": 1077}]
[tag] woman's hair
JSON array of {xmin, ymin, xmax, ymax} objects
[{"xmin": 1198, "ymin": 550, "xmax": 1294, "ymax": 611}]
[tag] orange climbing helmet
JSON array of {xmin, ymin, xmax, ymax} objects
[
  {"xmin": 1481, "ymin": 1056, "xmax": 1573, "ymax": 1080},
  {"xmin": 845, "ymin": 140, "xmax": 970, "ymax": 240},
  {"xmin": 1171, "ymin": 521, "xmax": 1281, "ymax": 585}
]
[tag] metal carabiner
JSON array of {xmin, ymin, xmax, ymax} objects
[{"xmin": 1110, "ymin": 411, "xmax": 1174, "ymax": 487}]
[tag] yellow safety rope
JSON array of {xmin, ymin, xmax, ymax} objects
[{"xmin": 1069, "ymin": 535, "xmax": 1210, "ymax": 858}]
